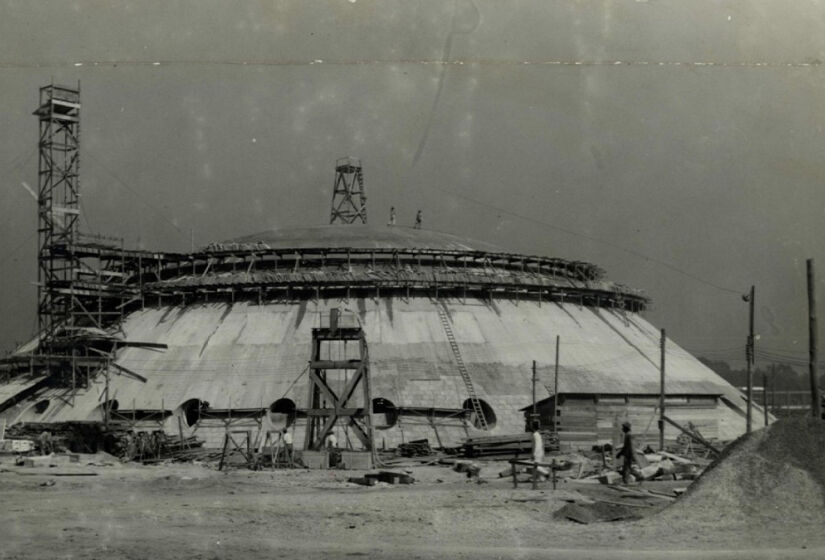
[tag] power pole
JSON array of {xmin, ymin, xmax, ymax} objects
[
  {"xmin": 745, "ymin": 285, "xmax": 755, "ymax": 433},
  {"xmin": 659, "ymin": 328, "xmax": 666, "ymax": 451},
  {"xmin": 808, "ymin": 259, "xmax": 821, "ymax": 419},
  {"xmin": 553, "ymin": 335, "xmax": 560, "ymax": 433}
]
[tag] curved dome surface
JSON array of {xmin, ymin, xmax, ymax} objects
[{"xmin": 230, "ymin": 224, "xmax": 506, "ymax": 253}]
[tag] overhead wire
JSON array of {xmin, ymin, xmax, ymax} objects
[
  {"xmin": 81, "ymin": 149, "xmax": 189, "ymax": 243},
  {"xmin": 427, "ymin": 185, "xmax": 745, "ymax": 296}
]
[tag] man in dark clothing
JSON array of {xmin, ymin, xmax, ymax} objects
[{"xmin": 616, "ymin": 421, "xmax": 637, "ymax": 484}]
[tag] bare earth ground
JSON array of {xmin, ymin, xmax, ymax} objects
[{"xmin": 1, "ymin": 457, "xmax": 823, "ymax": 560}]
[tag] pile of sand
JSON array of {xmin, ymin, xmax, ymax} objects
[{"xmin": 663, "ymin": 417, "xmax": 825, "ymax": 523}]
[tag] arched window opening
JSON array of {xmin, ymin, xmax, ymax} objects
[
  {"xmin": 269, "ymin": 398, "xmax": 296, "ymax": 429},
  {"xmin": 180, "ymin": 399, "xmax": 208, "ymax": 428},
  {"xmin": 462, "ymin": 398, "xmax": 497, "ymax": 430},
  {"xmin": 372, "ymin": 397, "xmax": 398, "ymax": 430},
  {"xmin": 34, "ymin": 399, "xmax": 50, "ymax": 414}
]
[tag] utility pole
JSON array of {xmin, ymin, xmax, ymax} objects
[
  {"xmin": 807, "ymin": 259, "xmax": 821, "ymax": 420},
  {"xmin": 659, "ymin": 328, "xmax": 666, "ymax": 451},
  {"xmin": 553, "ymin": 335, "xmax": 560, "ymax": 433},
  {"xmin": 745, "ymin": 285, "xmax": 755, "ymax": 433}
]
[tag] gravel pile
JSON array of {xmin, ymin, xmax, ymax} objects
[{"xmin": 663, "ymin": 417, "xmax": 825, "ymax": 523}]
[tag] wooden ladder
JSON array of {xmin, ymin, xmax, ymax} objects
[{"xmin": 437, "ymin": 304, "xmax": 488, "ymax": 431}]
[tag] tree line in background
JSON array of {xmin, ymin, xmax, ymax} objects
[{"xmin": 699, "ymin": 357, "xmax": 825, "ymax": 392}]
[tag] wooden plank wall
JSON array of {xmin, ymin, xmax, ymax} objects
[{"xmin": 557, "ymin": 395, "xmax": 720, "ymax": 450}]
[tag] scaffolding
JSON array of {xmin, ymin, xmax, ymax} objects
[{"xmin": 35, "ymin": 83, "xmax": 82, "ymax": 343}]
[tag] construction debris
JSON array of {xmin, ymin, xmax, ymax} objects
[
  {"xmin": 348, "ymin": 471, "xmax": 415, "ymax": 486},
  {"xmin": 397, "ymin": 439, "xmax": 432, "ymax": 457},
  {"xmin": 462, "ymin": 431, "xmax": 559, "ymax": 458}
]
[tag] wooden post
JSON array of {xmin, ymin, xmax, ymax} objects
[
  {"xmin": 659, "ymin": 329, "xmax": 666, "ymax": 451},
  {"xmin": 103, "ymin": 358, "xmax": 110, "ymax": 430},
  {"xmin": 808, "ymin": 259, "xmax": 821, "ymax": 419},
  {"xmin": 746, "ymin": 285, "xmax": 755, "ymax": 433},
  {"xmin": 553, "ymin": 335, "xmax": 560, "ymax": 433},
  {"xmin": 531, "ymin": 360, "xmax": 537, "ymax": 422},
  {"xmin": 771, "ymin": 363, "xmax": 776, "ymax": 419},
  {"xmin": 763, "ymin": 371, "xmax": 769, "ymax": 427},
  {"xmin": 511, "ymin": 456, "xmax": 518, "ymax": 489}
]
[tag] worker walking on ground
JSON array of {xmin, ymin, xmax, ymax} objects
[
  {"xmin": 531, "ymin": 424, "xmax": 544, "ymax": 463},
  {"xmin": 531, "ymin": 423, "xmax": 549, "ymax": 481},
  {"xmin": 414, "ymin": 210, "xmax": 422, "ymax": 229},
  {"xmin": 616, "ymin": 421, "xmax": 637, "ymax": 484}
]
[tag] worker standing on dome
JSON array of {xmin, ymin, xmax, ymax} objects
[
  {"xmin": 388, "ymin": 206, "xmax": 396, "ymax": 226},
  {"xmin": 414, "ymin": 209, "xmax": 422, "ymax": 229}
]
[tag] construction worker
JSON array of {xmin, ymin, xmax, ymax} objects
[
  {"xmin": 124, "ymin": 431, "xmax": 137, "ymax": 461},
  {"xmin": 388, "ymin": 206, "xmax": 396, "ymax": 226},
  {"xmin": 281, "ymin": 427, "xmax": 294, "ymax": 467},
  {"xmin": 531, "ymin": 423, "xmax": 544, "ymax": 463},
  {"xmin": 616, "ymin": 421, "xmax": 637, "ymax": 484},
  {"xmin": 37, "ymin": 430, "xmax": 52, "ymax": 455},
  {"xmin": 325, "ymin": 431, "xmax": 340, "ymax": 467},
  {"xmin": 414, "ymin": 210, "xmax": 422, "ymax": 229},
  {"xmin": 531, "ymin": 423, "xmax": 549, "ymax": 481}
]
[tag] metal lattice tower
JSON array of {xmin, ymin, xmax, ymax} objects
[
  {"xmin": 34, "ymin": 83, "xmax": 82, "ymax": 343},
  {"xmin": 329, "ymin": 157, "xmax": 367, "ymax": 224}
]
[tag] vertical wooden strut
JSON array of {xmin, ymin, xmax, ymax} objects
[
  {"xmin": 659, "ymin": 328, "xmax": 666, "ymax": 451},
  {"xmin": 807, "ymin": 259, "xmax": 821, "ymax": 420},
  {"xmin": 745, "ymin": 285, "xmax": 755, "ymax": 433},
  {"xmin": 436, "ymin": 303, "xmax": 489, "ymax": 431}
]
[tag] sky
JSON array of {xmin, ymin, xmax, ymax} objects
[{"xmin": 0, "ymin": 0, "xmax": 824, "ymax": 371}]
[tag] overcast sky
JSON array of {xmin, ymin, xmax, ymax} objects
[{"xmin": 1, "ymin": 1, "xmax": 824, "ymax": 369}]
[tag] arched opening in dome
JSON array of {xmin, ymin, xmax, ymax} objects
[
  {"xmin": 371, "ymin": 397, "xmax": 398, "ymax": 430},
  {"xmin": 33, "ymin": 399, "xmax": 50, "ymax": 414},
  {"xmin": 269, "ymin": 398, "xmax": 296, "ymax": 429},
  {"xmin": 180, "ymin": 398, "xmax": 208, "ymax": 427},
  {"xmin": 462, "ymin": 398, "xmax": 497, "ymax": 430}
]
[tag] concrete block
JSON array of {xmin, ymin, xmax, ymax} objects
[
  {"xmin": 339, "ymin": 451, "xmax": 373, "ymax": 470},
  {"xmin": 299, "ymin": 450, "xmax": 329, "ymax": 469}
]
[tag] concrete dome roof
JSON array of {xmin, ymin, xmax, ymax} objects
[{"xmin": 230, "ymin": 224, "xmax": 505, "ymax": 253}]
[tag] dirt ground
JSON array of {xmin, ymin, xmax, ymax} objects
[{"xmin": 1, "ymin": 455, "xmax": 823, "ymax": 560}]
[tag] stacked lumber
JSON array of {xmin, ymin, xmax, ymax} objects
[
  {"xmin": 462, "ymin": 431, "xmax": 559, "ymax": 458},
  {"xmin": 397, "ymin": 439, "xmax": 431, "ymax": 457}
]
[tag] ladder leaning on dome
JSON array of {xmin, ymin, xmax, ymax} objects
[{"xmin": 437, "ymin": 303, "xmax": 489, "ymax": 431}]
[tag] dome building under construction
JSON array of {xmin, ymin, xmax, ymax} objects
[{"xmin": 0, "ymin": 85, "xmax": 755, "ymax": 453}]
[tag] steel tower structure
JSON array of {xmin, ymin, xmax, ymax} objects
[{"xmin": 329, "ymin": 157, "xmax": 367, "ymax": 224}]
